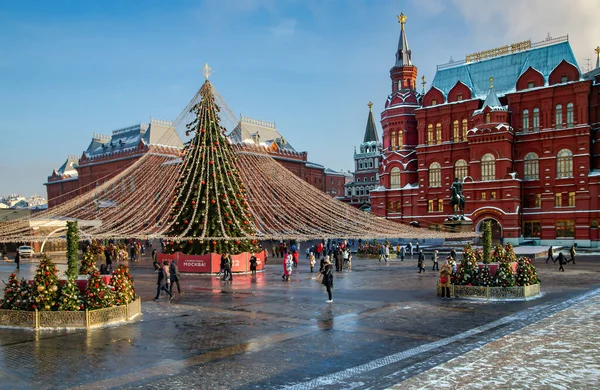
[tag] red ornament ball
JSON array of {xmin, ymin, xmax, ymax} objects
[
  {"xmin": 189, "ymin": 240, "xmax": 194, "ymax": 244},
  {"xmin": 212, "ymin": 241, "xmax": 217, "ymax": 245},
  {"xmin": 211, "ymin": 199, "xmax": 216, "ymax": 204},
  {"xmin": 209, "ymin": 161, "xmax": 214, "ymax": 165}
]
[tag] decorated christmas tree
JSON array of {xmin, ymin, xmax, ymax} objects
[
  {"xmin": 66, "ymin": 221, "xmax": 80, "ymax": 279},
  {"xmin": 57, "ymin": 278, "xmax": 84, "ymax": 311},
  {"xmin": 80, "ymin": 248, "xmax": 98, "ymax": 275},
  {"xmin": 163, "ymin": 76, "xmax": 260, "ymax": 255},
  {"xmin": 456, "ymin": 246, "xmax": 479, "ymax": 285},
  {"xmin": 475, "ymin": 263, "xmax": 493, "ymax": 286},
  {"xmin": 503, "ymin": 242, "xmax": 518, "ymax": 263},
  {"xmin": 17, "ymin": 279, "xmax": 34, "ymax": 311},
  {"xmin": 515, "ymin": 256, "xmax": 540, "ymax": 286},
  {"xmin": 491, "ymin": 244, "xmax": 505, "ymax": 263},
  {"xmin": 493, "ymin": 250, "xmax": 516, "ymax": 288},
  {"xmin": 1, "ymin": 273, "xmax": 21, "ymax": 309},
  {"xmin": 110, "ymin": 265, "xmax": 136, "ymax": 305},
  {"xmin": 32, "ymin": 255, "xmax": 61, "ymax": 311},
  {"xmin": 84, "ymin": 271, "xmax": 116, "ymax": 309}
]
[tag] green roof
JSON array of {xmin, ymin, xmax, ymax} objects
[{"xmin": 431, "ymin": 39, "xmax": 579, "ymax": 99}]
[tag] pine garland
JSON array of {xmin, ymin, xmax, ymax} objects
[{"xmin": 66, "ymin": 221, "xmax": 80, "ymax": 279}]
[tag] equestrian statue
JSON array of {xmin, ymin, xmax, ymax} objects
[{"xmin": 449, "ymin": 178, "xmax": 466, "ymax": 220}]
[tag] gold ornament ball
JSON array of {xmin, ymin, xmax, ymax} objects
[
  {"xmin": 37, "ymin": 285, "xmax": 45, "ymax": 292},
  {"xmin": 51, "ymin": 285, "xmax": 58, "ymax": 292},
  {"xmin": 45, "ymin": 305, "xmax": 50, "ymax": 310}
]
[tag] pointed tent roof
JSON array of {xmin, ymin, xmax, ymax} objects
[
  {"xmin": 482, "ymin": 78, "xmax": 502, "ymax": 109},
  {"xmin": 363, "ymin": 102, "xmax": 379, "ymax": 143},
  {"xmin": 395, "ymin": 12, "xmax": 412, "ymax": 67}
]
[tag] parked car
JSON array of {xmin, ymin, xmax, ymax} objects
[{"xmin": 17, "ymin": 245, "xmax": 34, "ymax": 258}]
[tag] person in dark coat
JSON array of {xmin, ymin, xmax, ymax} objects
[
  {"xmin": 154, "ymin": 261, "xmax": 173, "ymax": 300},
  {"xmin": 223, "ymin": 253, "xmax": 232, "ymax": 281},
  {"xmin": 546, "ymin": 246, "xmax": 554, "ymax": 263},
  {"xmin": 14, "ymin": 251, "xmax": 20, "ymax": 270},
  {"xmin": 322, "ymin": 258, "xmax": 334, "ymax": 303},
  {"xmin": 104, "ymin": 248, "xmax": 113, "ymax": 273},
  {"xmin": 152, "ymin": 249, "xmax": 159, "ymax": 271},
  {"xmin": 569, "ymin": 244, "xmax": 576, "ymax": 264},
  {"xmin": 249, "ymin": 253, "xmax": 258, "ymax": 276},
  {"xmin": 418, "ymin": 250, "xmax": 426, "ymax": 273},
  {"xmin": 319, "ymin": 255, "xmax": 326, "ymax": 272},
  {"xmin": 557, "ymin": 252, "xmax": 567, "ymax": 272},
  {"xmin": 169, "ymin": 259, "xmax": 182, "ymax": 294},
  {"xmin": 450, "ymin": 248, "xmax": 457, "ymax": 261}
]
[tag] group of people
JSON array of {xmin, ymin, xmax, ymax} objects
[
  {"xmin": 546, "ymin": 244, "xmax": 577, "ymax": 272},
  {"xmin": 154, "ymin": 258, "xmax": 182, "ymax": 300}
]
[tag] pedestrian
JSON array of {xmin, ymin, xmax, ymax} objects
[
  {"xmin": 169, "ymin": 259, "xmax": 182, "ymax": 294},
  {"xmin": 140, "ymin": 245, "xmax": 145, "ymax": 256},
  {"xmin": 342, "ymin": 248, "xmax": 349, "ymax": 269},
  {"xmin": 557, "ymin": 252, "xmax": 567, "ymax": 272},
  {"xmin": 154, "ymin": 260, "xmax": 173, "ymax": 300},
  {"xmin": 418, "ymin": 250, "xmax": 426, "ymax": 273},
  {"xmin": 249, "ymin": 253, "xmax": 258, "ymax": 276},
  {"xmin": 283, "ymin": 252, "xmax": 293, "ymax": 281},
  {"xmin": 346, "ymin": 253, "xmax": 352, "ymax": 271},
  {"xmin": 379, "ymin": 245, "xmax": 385, "ymax": 263},
  {"xmin": 384, "ymin": 244, "xmax": 390, "ymax": 262},
  {"xmin": 336, "ymin": 248, "xmax": 344, "ymax": 271},
  {"xmin": 321, "ymin": 257, "xmax": 334, "ymax": 303},
  {"xmin": 450, "ymin": 248, "xmax": 457, "ymax": 261},
  {"xmin": 400, "ymin": 246, "xmax": 405, "ymax": 261},
  {"xmin": 14, "ymin": 251, "xmax": 20, "ymax": 270},
  {"xmin": 408, "ymin": 242, "xmax": 413, "ymax": 257},
  {"xmin": 546, "ymin": 246, "xmax": 554, "ymax": 263},
  {"xmin": 416, "ymin": 242, "xmax": 420, "ymax": 253},
  {"xmin": 224, "ymin": 253, "xmax": 233, "ymax": 281},
  {"xmin": 218, "ymin": 253, "xmax": 226, "ymax": 279},
  {"xmin": 129, "ymin": 245, "xmax": 135, "ymax": 262},
  {"xmin": 152, "ymin": 249, "xmax": 159, "ymax": 271},
  {"xmin": 439, "ymin": 258, "xmax": 452, "ymax": 299},
  {"xmin": 292, "ymin": 250, "xmax": 299, "ymax": 268},
  {"xmin": 319, "ymin": 255, "xmax": 327, "ymax": 273},
  {"xmin": 569, "ymin": 244, "xmax": 576, "ymax": 264},
  {"xmin": 104, "ymin": 247, "xmax": 113, "ymax": 273},
  {"xmin": 309, "ymin": 252, "xmax": 316, "ymax": 273},
  {"xmin": 432, "ymin": 250, "xmax": 439, "ymax": 271},
  {"xmin": 271, "ymin": 242, "xmax": 277, "ymax": 258}
]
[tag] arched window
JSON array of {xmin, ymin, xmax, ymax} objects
[
  {"xmin": 427, "ymin": 124, "xmax": 433, "ymax": 145},
  {"xmin": 481, "ymin": 153, "xmax": 496, "ymax": 181},
  {"xmin": 398, "ymin": 130, "xmax": 403, "ymax": 149},
  {"xmin": 523, "ymin": 109, "xmax": 530, "ymax": 132},
  {"xmin": 461, "ymin": 119, "xmax": 468, "ymax": 140},
  {"xmin": 429, "ymin": 162, "xmax": 441, "ymax": 188},
  {"xmin": 369, "ymin": 160, "xmax": 373, "ymax": 168},
  {"xmin": 567, "ymin": 103, "xmax": 574, "ymax": 128},
  {"xmin": 556, "ymin": 104, "xmax": 563, "ymax": 129},
  {"xmin": 533, "ymin": 108, "xmax": 540, "ymax": 132},
  {"xmin": 557, "ymin": 149, "xmax": 573, "ymax": 178},
  {"xmin": 390, "ymin": 167, "xmax": 401, "ymax": 189},
  {"xmin": 391, "ymin": 131, "xmax": 397, "ymax": 148},
  {"xmin": 453, "ymin": 120, "xmax": 459, "ymax": 141},
  {"xmin": 435, "ymin": 123, "xmax": 442, "ymax": 144},
  {"xmin": 358, "ymin": 161, "xmax": 363, "ymax": 169},
  {"xmin": 524, "ymin": 152, "xmax": 539, "ymax": 180},
  {"xmin": 485, "ymin": 113, "xmax": 491, "ymax": 124},
  {"xmin": 454, "ymin": 159, "xmax": 468, "ymax": 181}
]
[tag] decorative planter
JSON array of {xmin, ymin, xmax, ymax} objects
[
  {"xmin": 456, "ymin": 262, "xmax": 518, "ymax": 276},
  {"xmin": 157, "ymin": 250, "xmax": 267, "ymax": 274},
  {"xmin": 437, "ymin": 283, "xmax": 541, "ymax": 300},
  {"xmin": 0, "ymin": 298, "xmax": 142, "ymax": 329}
]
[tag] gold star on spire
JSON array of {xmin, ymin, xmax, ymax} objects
[
  {"xmin": 368, "ymin": 101, "xmax": 373, "ymax": 111},
  {"xmin": 398, "ymin": 12, "xmax": 407, "ymax": 30},
  {"xmin": 595, "ymin": 46, "xmax": 600, "ymax": 55},
  {"xmin": 202, "ymin": 63, "xmax": 212, "ymax": 80},
  {"xmin": 489, "ymin": 77, "xmax": 494, "ymax": 89}
]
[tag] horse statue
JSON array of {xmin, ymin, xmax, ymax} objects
[{"xmin": 449, "ymin": 179, "xmax": 466, "ymax": 219}]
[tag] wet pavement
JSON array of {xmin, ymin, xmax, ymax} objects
[{"xmin": 0, "ymin": 254, "xmax": 599, "ymax": 389}]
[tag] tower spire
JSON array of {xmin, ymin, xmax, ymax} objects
[
  {"xmin": 395, "ymin": 12, "xmax": 412, "ymax": 67},
  {"xmin": 595, "ymin": 46, "xmax": 600, "ymax": 69},
  {"xmin": 363, "ymin": 102, "xmax": 379, "ymax": 143}
]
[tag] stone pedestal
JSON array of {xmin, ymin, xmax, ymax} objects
[{"xmin": 444, "ymin": 219, "xmax": 474, "ymax": 233}]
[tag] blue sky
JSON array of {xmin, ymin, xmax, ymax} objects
[{"xmin": 0, "ymin": 0, "xmax": 597, "ymax": 197}]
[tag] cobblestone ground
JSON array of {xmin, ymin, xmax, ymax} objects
[{"xmin": 0, "ymin": 254, "xmax": 598, "ymax": 389}]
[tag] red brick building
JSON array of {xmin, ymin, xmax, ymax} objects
[{"xmin": 370, "ymin": 13, "xmax": 600, "ymax": 246}]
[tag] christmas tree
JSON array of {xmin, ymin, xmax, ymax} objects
[
  {"xmin": 1, "ymin": 273, "xmax": 21, "ymax": 309},
  {"xmin": 17, "ymin": 279, "xmax": 34, "ymax": 311},
  {"xmin": 491, "ymin": 244, "xmax": 505, "ymax": 263},
  {"xmin": 515, "ymin": 256, "xmax": 540, "ymax": 286},
  {"xmin": 32, "ymin": 255, "xmax": 61, "ymax": 311},
  {"xmin": 57, "ymin": 278, "xmax": 84, "ymax": 311},
  {"xmin": 84, "ymin": 271, "xmax": 116, "ymax": 309},
  {"xmin": 66, "ymin": 221, "xmax": 80, "ymax": 279},
  {"xmin": 456, "ymin": 246, "xmax": 479, "ymax": 285},
  {"xmin": 110, "ymin": 265, "xmax": 136, "ymax": 305},
  {"xmin": 163, "ymin": 78, "xmax": 260, "ymax": 256},
  {"xmin": 503, "ymin": 242, "xmax": 518, "ymax": 263},
  {"xmin": 475, "ymin": 263, "xmax": 493, "ymax": 286},
  {"xmin": 80, "ymin": 248, "xmax": 98, "ymax": 275}
]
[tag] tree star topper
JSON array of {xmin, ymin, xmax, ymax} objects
[{"xmin": 202, "ymin": 63, "xmax": 212, "ymax": 80}]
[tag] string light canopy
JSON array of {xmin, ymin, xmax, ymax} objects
[{"xmin": 0, "ymin": 80, "xmax": 476, "ymax": 245}]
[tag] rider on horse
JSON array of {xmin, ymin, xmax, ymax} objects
[{"xmin": 450, "ymin": 178, "xmax": 466, "ymax": 216}]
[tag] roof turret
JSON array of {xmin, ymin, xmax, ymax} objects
[
  {"xmin": 363, "ymin": 101, "xmax": 380, "ymax": 143},
  {"xmin": 482, "ymin": 77, "xmax": 502, "ymax": 109},
  {"xmin": 395, "ymin": 12, "xmax": 412, "ymax": 67}
]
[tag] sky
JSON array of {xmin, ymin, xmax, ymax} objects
[{"xmin": 1, "ymin": 0, "xmax": 599, "ymax": 198}]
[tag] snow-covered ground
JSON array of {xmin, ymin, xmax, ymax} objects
[{"xmin": 392, "ymin": 293, "xmax": 600, "ymax": 389}]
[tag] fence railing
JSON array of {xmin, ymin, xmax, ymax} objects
[
  {"xmin": 0, "ymin": 298, "xmax": 141, "ymax": 329},
  {"xmin": 437, "ymin": 284, "xmax": 540, "ymax": 299}
]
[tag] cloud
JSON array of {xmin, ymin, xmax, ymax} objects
[
  {"xmin": 452, "ymin": 0, "xmax": 600, "ymax": 70},
  {"xmin": 269, "ymin": 18, "xmax": 297, "ymax": 36}
]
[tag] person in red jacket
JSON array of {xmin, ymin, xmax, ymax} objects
[{"xmin": 292, "ymin": 250, "xmax": 299, "ymax": 268}]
